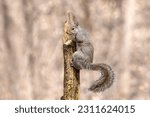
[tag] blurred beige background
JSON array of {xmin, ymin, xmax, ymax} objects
[{"xmin": 0, "ymin": 0, "xmax": 150, "ymax": 99}]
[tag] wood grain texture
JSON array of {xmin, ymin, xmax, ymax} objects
[{"xmin": 62, "ymin": 12, "xmax": 80, "ymax": 100}]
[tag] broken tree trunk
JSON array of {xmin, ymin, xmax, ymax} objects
[{"xmin": 62, "ymin": 12, "xmax": 80, "ymax": 100}]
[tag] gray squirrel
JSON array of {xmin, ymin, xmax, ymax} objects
[{"xmin": 65, "ymin": 23, "xmax": 114, "ymax": 92}]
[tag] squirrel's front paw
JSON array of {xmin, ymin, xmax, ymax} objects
[
  {"xmin": 64, "ymin": 40, "xmax": 72, "ymax": 46},
  {"xmin": 70, "ymin": 59, "xmax": 74, "ymax": 67}
]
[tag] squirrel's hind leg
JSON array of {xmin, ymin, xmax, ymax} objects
[{"xmin": 72, "ymin": 51, "xmax": 85, "ymax": 70}]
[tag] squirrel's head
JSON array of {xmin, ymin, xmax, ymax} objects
[{"xmin": 64, "ymin": 12, "xmax": 78, "ymax": 40}]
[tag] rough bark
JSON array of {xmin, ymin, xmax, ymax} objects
[{"xmin": 62, "ymin": 12, "xmax": 80, "ymax": 100}]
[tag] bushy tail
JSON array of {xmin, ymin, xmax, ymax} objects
[{"xmin": 87, "ymin": 63, "xmax": 114, "ymax": 92}]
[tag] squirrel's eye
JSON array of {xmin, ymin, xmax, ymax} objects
[{"xmin": 72, "ymin": 28, "xmax": 75, "ymax": 30}]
